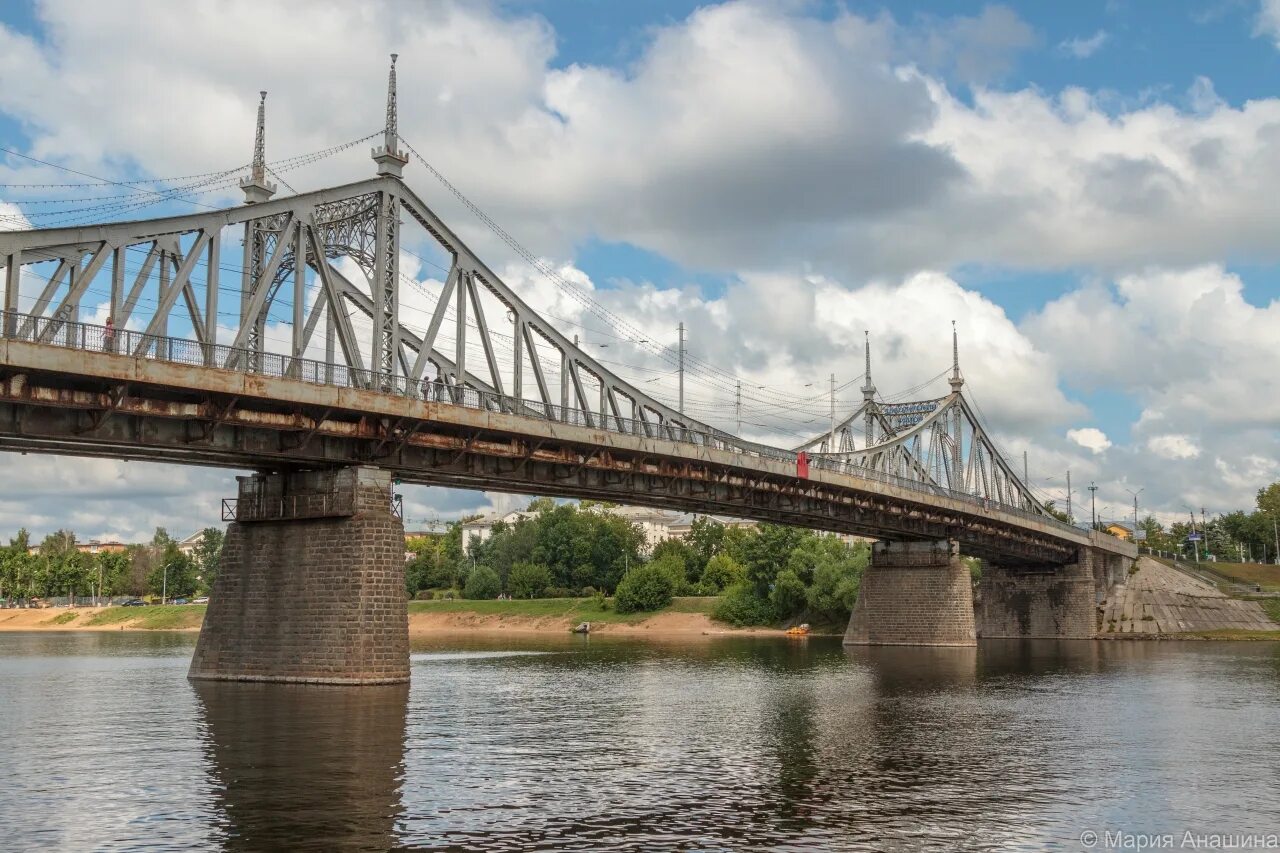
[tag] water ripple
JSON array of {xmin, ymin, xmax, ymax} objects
[{"xmin": 1, "ymin": 633, "xmax": 1278, "ymax": 851}]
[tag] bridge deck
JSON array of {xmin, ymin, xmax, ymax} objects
[{"xmin": 0, "ymin": 333, "xmax": 1134, "ymax": 565}]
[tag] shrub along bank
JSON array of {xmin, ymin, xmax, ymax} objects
[{"xmin": 407, "ymin": 501, "xmax": 871, "ymax": 629}]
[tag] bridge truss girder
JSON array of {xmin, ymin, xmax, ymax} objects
[
  {"xmin": 0, "ymin": 176, "xmax": 717, "ymax": 446},
  {"xmin": 799, "ymin": 391, "xmax": 1045, "ymax": 517}
]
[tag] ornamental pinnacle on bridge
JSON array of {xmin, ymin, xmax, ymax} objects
[
  {"xmin": 949, "ymin": 320, "xmax": 964, "ymax": 393},
  {"xmin": 862, "ymin": 331, "xmax": 877, "ymax": 447},
  {"xmin": 372, "ymin": 53, "xmax": 410, "ymax": 178},
  {"xmin": 239, "ymin": 91, "xmax": 277, "ymax": 204},
  {"xmin": 861, "ymin": 331, "xmax": 876, "ymax": 403}
]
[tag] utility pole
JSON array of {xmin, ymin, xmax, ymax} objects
[
  {"xmin": 677, "ymin": 322, "xmax": 685, "ymax": 415},
  {"xmin": 1125, "ymin": 487, "xmax": 1144, "ymax": 539},
  {"xmin": 1066, "ymin": 470, "xmax": 1073, "ymax": 522},
  {"xmin": 1201, "ymin": 507, "xmax": 1209, "ymax": 558},
  {"xmin": 1088, "ymin": 483, "xmax": 1098, "ymax": 530},
  {"xmin": 735, "ymin": 380, "xmax": 742, "ymax": 435},
  {"xmin": 1023, "ymin": 451, "xmax": 1028, "ymax": 483},
  {"xmin": 1189, "ymin": 509, "xmax": 1200, "ymax": 563}
]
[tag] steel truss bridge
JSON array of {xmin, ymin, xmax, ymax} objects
[{"xmin": 0, "ymin": 62, "xmax": 1133, "ymax": 567}]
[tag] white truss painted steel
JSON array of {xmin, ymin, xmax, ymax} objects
[
  {"xmin": 0, "ymin": 172, "xmax": 716, "ymax": 444},
  {"xmin": 794, "ymin": 329, "xmax": 1047, "ymax": 516}
]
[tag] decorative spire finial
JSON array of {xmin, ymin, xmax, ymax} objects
[
  {"xmin": 861, "ymin": 330, "xmax": 876, "ymax": 402},
  {"xmin": 372, "ymin": 53, "xmax": 410, "ymax": 178},
  {"xmin": 949, "ymin": 320, "xmax": 964, "ymax": 392},
  {"xmin": 240, "ymin": 90, "xmax": 277, "ymax": 204}
]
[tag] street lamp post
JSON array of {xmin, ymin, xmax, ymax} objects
[
  {"xmin": 162, "ymin": 563, "xmax": 170, "ymax": 605},
  {"xmin": 1088, "ymin": 483, "xmax": 1099, "ymax": 530}
]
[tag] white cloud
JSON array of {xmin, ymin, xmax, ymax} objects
[
  {"xmin": 1068, "ymin": 427, "xmax": 1112, "ymax": 454},
  {"xmin": 1147, "ymin": 434, "xmax": 1201, "ymax": 460},
  {"xmin": 1058, "ymin": 30, "xmax": 1108, "ymax": 59},
  {"xmin": 1256, "ymin": 0, "xmax": 1280, "ymax": 45},
  {"xmin": 2, "ymin": 0, "xmax": 1280, "ymax": 530}
]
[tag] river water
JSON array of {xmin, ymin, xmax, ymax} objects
[{"xmin": 1, "ymin": 632, "xmax": 1279, "ymax": 852}]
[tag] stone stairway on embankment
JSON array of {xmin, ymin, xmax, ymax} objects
[{"xmin": 1100, "ymin": 556, "xmax": 1276, "ymax": 635}]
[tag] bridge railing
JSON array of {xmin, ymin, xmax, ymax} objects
[{"xmin": 0, "ymin": 309, "xmax": 1083, "ymax": 539}]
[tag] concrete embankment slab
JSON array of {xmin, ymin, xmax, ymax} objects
[{"xmin": 1101, "ymin": 557, "xmax": 1275, "ymax": 635}]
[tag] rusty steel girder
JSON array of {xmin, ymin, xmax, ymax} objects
[{"xmin": 0, "ymin": 366, "xmax": 1090, "ymax": 566}]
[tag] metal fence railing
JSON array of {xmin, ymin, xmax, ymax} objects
[
  {"xmin": 223, "ymin": 490, "xmax": 403, "ymax": 522},
  {"xmin": 2, "ymin": 309, "xmax": 1083, "ymax": 538}
]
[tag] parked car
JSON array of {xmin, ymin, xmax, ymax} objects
[
  {"xmin": 121, "ymin": 599, "xmax": 147, "ymax": 607},
  {"xmin": 171, "ymin": 598, "xmax": 189, "ymax": 605},
  {"xmin": 192, "ymin": 597, "xmax": 209, "ymax": 604}
]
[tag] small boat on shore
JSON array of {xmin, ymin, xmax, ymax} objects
[
  {"xmin": 786, "ymin": 624, "xmax": 810, "ymax": 636},
  {"xmin": 571, "ymin": 622, "xmax": 591, "ymax": 634}
]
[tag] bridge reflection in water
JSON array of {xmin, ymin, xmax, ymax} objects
[{"xmin": 193, "ymin": 681, "xmax": 408, "ymax": 851}]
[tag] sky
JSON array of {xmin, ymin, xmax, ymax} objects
[{"xmin": 2, "ymin": 0, "xmax": 1280, "ymax": 542}]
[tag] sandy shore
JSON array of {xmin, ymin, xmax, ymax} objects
[
  {"xmin": 0, "ymin": 606, "xmax": 201, "ymax": 632},
  {"xmin": 405, "ymin": 609, "xmax": 787, "ymax": 638},
  {"xmin": 0, "ymin": 606, "xmax": 787, "ymax": 638}
]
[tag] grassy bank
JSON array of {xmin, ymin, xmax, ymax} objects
[
  {"xmin": 1202, "ymin": 562, "xmax": 1280, "ymax": 591},
  {"xmin": 407, "ymin": 596, "xmax": 718, "ymax": 626},
  {"xmin": 85, "ymin": 604, "xmax": 206, "ymax": 630}
]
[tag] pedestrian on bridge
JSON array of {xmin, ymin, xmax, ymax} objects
[{"xmin": 103, "ymin": 316, "xmax": 115, "ymax": 354}]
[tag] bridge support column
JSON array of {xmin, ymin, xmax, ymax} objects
[
  {"xmin": 974, "ymin": 549, "xmax": 1098, "ymax": 639},
  {"xmin": 844, "ymin": 540, "xmax": 976, "ymax": 646},
  {"xmin": 189, "ymin": 466, "xmax": 409, "ymax": 685}
]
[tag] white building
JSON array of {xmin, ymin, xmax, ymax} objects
[
  {"xmin": 585, "ymin": 504, "xmax": 681, "ymax": 551},
  {"xmin": 460, "ymin": 510, "xmax": 533, "ymax": 550},
  {"xmin": 176, "ymin": 530, "xmax": 206, "ymax": 557}
]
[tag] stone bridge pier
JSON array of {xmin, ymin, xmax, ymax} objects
[
  {"xmin": 189, "ymin": 465, "xmax": 409, "ymax": 685},
  {"xmin": 844, "ymin": 540, "xmax": 977, "ymax": 646},
  {"xmin": 975, "ymin": 547, "xmax": 1130, "ymax": 639}
]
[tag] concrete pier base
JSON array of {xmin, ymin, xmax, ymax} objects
[
  {"xmin": 975, "ymin": 550, "xmax": 1097, "ymax": 639},
  {"xmin": 189, "ymin": 466, "xmax": 408, "ymax": 685},
  {"xmin": 844, "ymin": 540, "xmax": 976, "ymax": 647}
]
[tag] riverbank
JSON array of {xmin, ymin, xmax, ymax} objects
[
  {"xmin": 0, "ymin": 597, "xmax": 791, "ymax": 638},
  {"xmin": 1099, "ymin": 557, "xmax": 1280, "ymax": 638}
]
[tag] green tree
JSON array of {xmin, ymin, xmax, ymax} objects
[
  {"xmin": 769, "ymin": 568, "xmax": 807, "ymax": 620},
  {"xmin": 94, "ymin": 551, "xmax": 131, "ymax": 598},
  {"xmin": 738, "ymin": 524, "xmax": 807, "ymax": 597},
  {"xmin": 463, "ymin": 565, "xmax": 501, "ymax": 600},
  {"xmin": 1258, "ymin": 482, "xmax": 1280, "ymax": 520},
  {"xmin": 711, "ymin": 583, "xmax": 774, "ymax": 626},
  {"xmin": 651, "ymin": 537, "xmax": 697, "ymax": 583},
  {"xmin": 407, "ymin": 538, "xmax": 461, "ymax": 596},
  {"xmin": 47, "ymin": 550, "xmax": 93, "ymax": 600},
  {"xmin": 146, "ymin": 542, "xmax": 197, "ymax": 599},
  {"xmin": 685, "ymin": 516, "xmax": 727, "ymax": 578},
  {"xmin": 526, "ymin": 497, "xmax": 556, "ymax": 514},
  {"xmin": 699, "ymin": 553, "xmax": 745, "ymax": 594},
  {"xmin": 1043, "ymin": 501, "xmax": 1072, "ymax": 524},
  {"xmin": 614, "ymin": 562, "xmax": 674, "ymax": 614},
  {"xmin": 508, "ymin": 562, "xmax": 553, "ymax": 599},
  {"xmin": 39, "ymin": 529, "xmax": 77, "ymax": 558},
  {"xmin": 806, "ymin": 560, "xmax": 862, "ymax": 622},
  {"xmin": 193, "ymin": 528, "xmax": 225, "ymax": 591},
  {"xmin": 484, "ymin": 518, "xmax": 539, "ymax": 588},
  {"xmin": 649, "ymin": 553, "xmax": 690, "ymax": 596}
]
